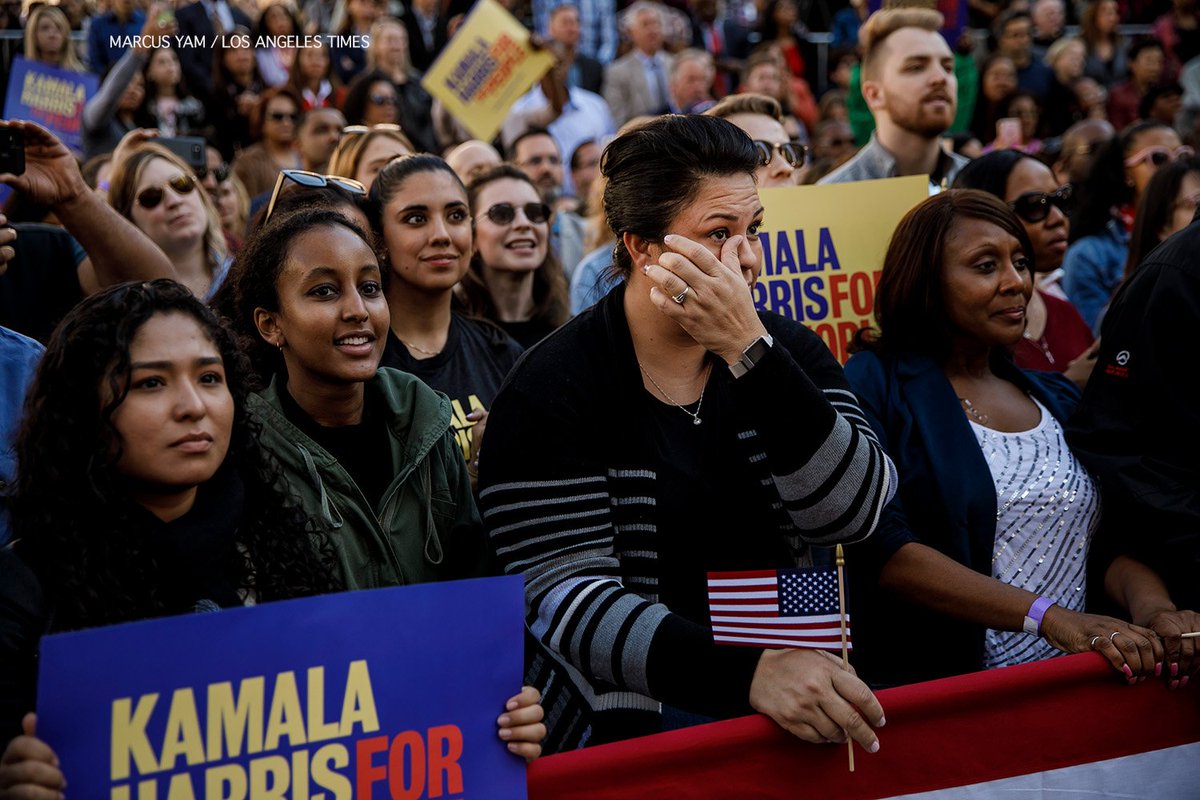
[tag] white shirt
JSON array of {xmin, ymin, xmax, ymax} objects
[{"xmin": 970, "ymin": 398, "xmax": 1100, "ymax": 669}]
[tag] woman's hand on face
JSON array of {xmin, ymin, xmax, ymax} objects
[
  {"xmin": 1140, "ymin": 608, "xmax": 1200, "ymax": 688},
  {"xmin": 642, "ymin": 234, "xmax": 768, "ymax": 364},
  {"xmin": 1040, "ymin": 606, "xmax": 1164, "ymax": 682},
  {"xmin": 0, "ymin": 714, "xmax": 66, "ymax": 800},
  {"xmin": 497, "ymin": 686, "xmax": 545, "ymax": 762},
  {"xmin": 749, "ymin": 649, "xmax": 885, "ymax": 752}
]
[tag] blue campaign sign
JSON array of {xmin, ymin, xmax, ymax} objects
[
  {"xmin": 36, "ymin": 576, "xmax": 528, "ymax": 799},
  {"xmin": 3, "ymin": 57, "xmax": 99, "ymax": 155}
]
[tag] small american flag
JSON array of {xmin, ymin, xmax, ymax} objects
[{"xmin": 706, "ymin": 567, "xmax": 851, "ymax": 651}]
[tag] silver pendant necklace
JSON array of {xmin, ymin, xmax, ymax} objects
[{"xmin": 639, "ymin": 361, "xmax": 712, "ymax": 425}]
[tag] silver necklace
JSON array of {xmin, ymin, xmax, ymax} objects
[
  {"xmin": 959, "ymin": 397, "xmax": 990, "ymax": 425},
  {"xmin": 639, "ymin": 361, "xmax": 711, "ymax": 425}
]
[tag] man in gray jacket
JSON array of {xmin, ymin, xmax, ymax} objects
[{"xmin": 820, "ymin": 8, "xmax": 968, "ymax": 191}]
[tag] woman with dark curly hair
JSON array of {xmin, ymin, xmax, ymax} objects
[
  {"xmin": 225, "ymin": 207, "xmax": 492, "ymax": 592},
  {"xmin": 0, "ymin": 277, "xmax": 546, "ymax": 788},
  {"xmin": 0, "ymin": 279, "xmax": 341, "ymax": 744},
  {"xmin": 460, "ymin": 165, "xmax": 570, "ymax": 349}
]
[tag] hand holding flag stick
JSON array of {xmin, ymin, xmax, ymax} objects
[{"xmin": 836, "ymin": 544, "xmax": 853, "ymax": 773}]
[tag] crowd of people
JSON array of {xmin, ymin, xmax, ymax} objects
[{"xmin": 1, "ymin": 0, "xmax": 1199, "ymax": 791}]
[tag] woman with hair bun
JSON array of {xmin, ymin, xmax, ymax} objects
[{"xmin": 477, "ymin": 114, "xmax": 894, "ymax": 751}]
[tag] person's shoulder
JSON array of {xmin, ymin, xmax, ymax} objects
[
  {"xmin": 842, "ymin": 348, "xmax": 888, "ymax": 387},
  {"xmin": 0, "ymin": 326, "xmax": 44, "ymax": 364},
  {"xmin": 456, "ymin": 314, "xmax": 524, "ymax": 360},
  {"xmin": 817, "ymin": 149, "xmax": 874, "ymax": 184},
  {"xmin": 760, "ymin": 312, "xmax": 827, "ymax": 354},
  {"xmin": 504, "ymin": 306, "xmax": 602, "ymax": 386}
]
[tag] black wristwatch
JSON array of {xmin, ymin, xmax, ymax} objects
[{"xmin": 728, "ymin": 334, "xmax": 774, "ymax": 379}]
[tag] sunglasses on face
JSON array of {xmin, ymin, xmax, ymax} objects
[
  {"xmin": 1008, "ymin": 184, "xmax": 1073, "ymax": 223},
  {"xmin": 197, "ymin": 163, "xmax": 230, "ymax": 183},
  {"xmin": 263, "ymin": 169, "xmax": 368, "ymax": 224},
  {"xmin": 136, "ymin": 173, "xmax": 197, "ymax": 209},
  {"xmin": 752, "ymin": 139, "xmax": 809, "ymax": 169},
  {"xmin": 483, "ymin": 202, "xmax": 551, "ymax": 225},
  {"xmin": 1124, "ymin": 145, "xmax": 1195, "ymax": 168},
  {"xmin": 368, "ymin": 93, "xmax": 398, "ymax": 106},
  {"xmin": 267, "ymin": 110, "xmax": 299, "ymax": 123}
]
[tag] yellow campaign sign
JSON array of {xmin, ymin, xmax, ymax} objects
[
  {"xmin": 421, "ymin": 0, "xmax": 555, "ymax": 142},
  {"xmin": 753, "ymin": 175, "xmax": 929, "ymax": 363}
]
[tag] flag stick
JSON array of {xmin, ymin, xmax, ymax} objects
[{"xmin": 836, "ymin": 544, "xmax": 853, "ymax": 773}]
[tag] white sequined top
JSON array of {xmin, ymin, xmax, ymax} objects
[{"xmin": 969, "ymin": 398, "xmax": 1101, "ymax": 669}]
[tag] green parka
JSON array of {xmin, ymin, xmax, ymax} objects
[{"xmin": 247, "ymin": 368, "xmax": 489, "ymax": 590}]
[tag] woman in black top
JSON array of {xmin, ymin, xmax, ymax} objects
[
  {"xmin": 477, "ymin": 115, "xmax": 893, "ymax": 751},
  {"xmin": 370, "ymin": 155, "xmax": 523, "ymax": 475}
]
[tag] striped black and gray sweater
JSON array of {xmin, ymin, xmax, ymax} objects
[{"xmin": 477, "ymin": 284, "xmax": 896, "ymax": 750}]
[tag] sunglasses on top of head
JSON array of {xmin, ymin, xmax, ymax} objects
[
  {"xmin": 1008, "ymin": 184, "xmax": 1073, "ymax": 223},
  {"xmin": 136, "ymin": 173, "xmax": 197, "ymax": 210},
  {"xmin": 263, "ymin": 169, "xmax": 368, "ymax": 224},
  {"xmin": 752, "ymin": 140, "xmax": 809, "ymax": 169},
  {"xmin": 483, "ymin": 202, "xmax": 551, "ymax": 225},
  {"xmin": 1123, "ymin": 145, "xmax": 1195, "ymax": 168}
]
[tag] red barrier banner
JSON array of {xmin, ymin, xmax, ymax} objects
[{"xmin": 528, "ymin": 653, "xmax": 1200, "ymax": 798}]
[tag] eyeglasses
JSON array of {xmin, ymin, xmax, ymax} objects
[
  {"xmin": 520, "ymin": 154, "xmax": 561, "ymax": 167},
  {"xmin": 136, "ymin": 173, "xmax": 197, "ymax": 209},
  {"xmin": 1123, "ymin": 145, "xmax": 1195, "ymax": 168},
  {"xmin": 1008, "ymin": 184, "xmax": 1073, "ymax": 223},
  {"xmin": 752, "ymin": 140, "xmax": 809, "ymax": 169},
  {"xmin": 267, "ymin": 110, "xmax": 299, "ymax": 123},
  {"xmin": 263, "ymin": 169, "xmax": 368, "ymax": 224},
  {"xmin": 483, "ymin": 202, "xmax": 551, "ymax": 225},
  {"xmin": 197, "ymin": 163, "xmax": 231, "ymax": 183},
  {"xmin": 368, "ymin": 93, "xmax": 398, "ymax": 106}
]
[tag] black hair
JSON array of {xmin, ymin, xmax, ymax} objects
[
  {"xmin": 953, "ymin": 148, "xmax": 1035, "ymax": 197},
  {"xmin": 13, "ymin": 280, "xmax": 340, "ymax": 631},
  {"xmin": 1127, "ymin": 36, "xmax": 1165, "ymax": 63},
  {"xmin": 1071, "ymin": 120, "xmax": 1172, "ymax": 242},
  {"xmin": 224, "ymin": 207, "xmax": 379, "ymax": 379},
  {"xmin": 853, "ymin": 190, "xmax": 1035, "ymax": 359},
  {"xmin": 342, "ymin": 69, "xmax": 400, "ymax": 128},
  {"xmin": 367, "ymin": 153, "xmax": 465, "ymax": 232},
  {"xmin": 1138, "ymin": 82, "xmax": 1183, "ymax": 121},
  {"xmin": 601, "ymin": 114, "xmax": 760, "ymax": 277},
  {"xmin": 569, "ymin": 139, "xmax": 598, "ymax": 171},
  {"xmin": 1125, "ymin": 156, "xmax": 1200, "ymax": 277}
]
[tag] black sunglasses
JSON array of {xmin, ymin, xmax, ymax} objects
[
  {"xmin": 268, "ymin": 110, "xmax": 299, "ymax": 123},
  {"xmin": 1008, "ymin": 185, "xmax": 1073, "ymax": 224},
  {"xmin": 752, "ymin": 140, "xmax": 809, "ymax": 169},
  {"xmin": 136, "ymin": 173, "xmax": 197, "ymax": 209},
  {"xmin": 369, "ymin": 93, "xmax": 398, "ymax": 106},
  {"xmin": 264, "ymin": 169, "xmax": 367, "ymax": 223},
  {"xmin": 483, "ymin": 202, "xmax": 551, "ymax": 225},
  {"xmin": 197, "ymin": 163, "xmax": 231, "ymax": 183}
]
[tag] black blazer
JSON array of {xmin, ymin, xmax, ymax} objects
[
  {"xmin": 401, "ymin": 7, "xmax": 449, "ymax": 72},
  {"xmin": 175, "ymin": 0, "xmax": 253, "ymax": 99}
]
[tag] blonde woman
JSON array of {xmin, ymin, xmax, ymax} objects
[
  {"xmin": 363, "ymin": 18, "xmax": 437, "ymax": 153},
  {"xmin": 23, "ymin": 5, "xmax": 84, "ymax": 73},
  {"xmin": 327, "ymin": 124, "xmax": 413, "ymax": 190},
  {"xmin": 108, "ymin": 144, "xmax": 231, "ymax": 300}
]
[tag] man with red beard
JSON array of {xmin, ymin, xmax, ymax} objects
[{"xmin": 821, "ymin": 8, "xmax": 968, "ymax": 191}]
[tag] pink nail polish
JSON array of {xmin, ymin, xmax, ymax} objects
[
  {"xmin": 1170, "ymin": 680, "xmax": 1180, "ymax": 690},
  {"xmin": 1182, "ymin": 676, "xmax": 1190, "ymax": 688},
  {"xmin": 1171, "ymin": 663, "xmax": 1179, "ymax": 677},
  {"xmin": 1156, "ymin": 662, "xmax": 1163, "ymax": 677},
  {"xmin": 1122, "ymin": 664, "xmax": 1133, "ymax": 678}
]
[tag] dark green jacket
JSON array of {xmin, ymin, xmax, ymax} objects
[{"xmin": 248, "ymin": 368, "xmax": 489, "ymax": 590}]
